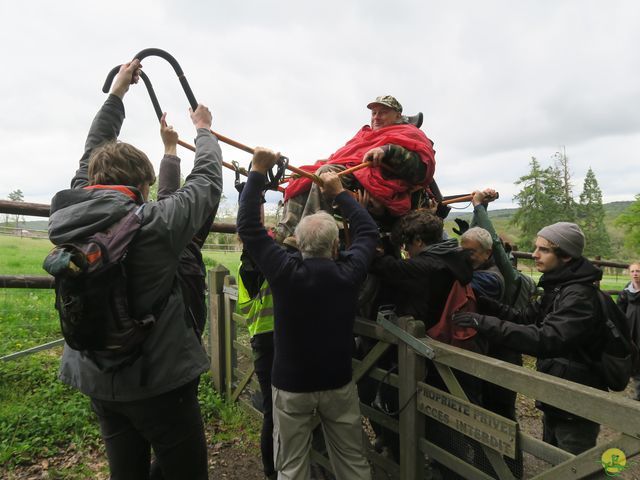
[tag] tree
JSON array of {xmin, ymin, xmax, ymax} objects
[
  {"xmin": 553, "ymin": 147, "xmax": 577, "ymax": 222},
  {"xmin": 7, "ymin": 189, "xmax": 24, "ymax": 228},
  {"xmin": 615, "ymin": 193, "xmax": 640, "ymax": 256},
  {"xmin": 512, "ymin": 157, "xmax": 565, "ymax": 250},
  {"xmin": 578, "ymin": 168, "xmax": 611, "ymax": 257}
]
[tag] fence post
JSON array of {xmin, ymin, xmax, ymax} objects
[
  {"xmin": 398, "ymin": 316, "xmax": 426, "ymax": 480},
  {"xmin": 208, "ymin": 264, "xmax": 229, "ymax": 393}
]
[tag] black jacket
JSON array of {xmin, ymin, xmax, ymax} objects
[
  {"xmin": 370, "ymin": 239, "xmax": 474, "ymax": 330},
  {"xmin": 482, "ymin": 257, "xmax": 607, "ymax": 401},
  {"xmin": 618, "ymin": 283, "xmax": 640, "ymax": 348}
]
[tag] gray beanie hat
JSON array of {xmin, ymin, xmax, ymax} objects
[{"xmin": 537, "ymin": 222, "xmax": 585, "ymax": 258}]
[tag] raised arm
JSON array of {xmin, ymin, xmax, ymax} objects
[
  {"xmin": 71, "ymin": 60, "xmax": 141, "ymax": 189},
  {"xmin": 148, "ymin": 104, "xmax": 223, "ymax": 252},
  {"xmin": 470, "ymin": 189, "xmax": 519, "ymax": 301},
  {"xmin": 237, "ymin": 148, "xmax": 292, "ymax": 282},
  {"xmin": 320, "ymin": 172, "xmax": 378, "ymax": 280},
  {"xmin": 157, "ymin": 112, "xmax": 181, "ymax": 200}
]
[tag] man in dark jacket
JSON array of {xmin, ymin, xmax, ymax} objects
[
  {"xmin": 237, "ymin": 148, "xmax": 377, "ymax": 479},
  {"xmin": 618, "ymin": 262, "xmax": 640, "ymax": 400},
  {"xmin": 371, "ymin": 210, "xmax": 473, "ymax": 329},
  {"xmin": 49, "ymin": 60, "xmax": 222, "ymax": 479},
  {"xmin": 454, "ymin": 222, "xmax": 606, "ymax": 454}
]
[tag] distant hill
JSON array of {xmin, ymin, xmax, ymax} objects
[
  {"xmin": 19, "ymin": 220, "xmax": 48, "ymax": 231},
  {"xmin": 444, "ymin": 201, "xmax": 634, "ymax": 260}
]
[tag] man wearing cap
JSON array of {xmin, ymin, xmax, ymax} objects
[
  {"xmin": 453, "ymin": 222, "xmax": 607, "ymax": 454},
  {"xmin": 277, "ymin": 95, "xmax": 436, "ymax": 241}
]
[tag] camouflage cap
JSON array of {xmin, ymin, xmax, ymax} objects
[{"xmin": 367, "ymin": 95, "xmax": 403, "ymax": 113}]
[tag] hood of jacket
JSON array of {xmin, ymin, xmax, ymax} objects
[
  {"xmin": 538, "ymin": 256, "xmax": 603, "ymax": 291},
  {"xmin": 48, "ymin": 187, "xmax": 139, "ymax": 244}
]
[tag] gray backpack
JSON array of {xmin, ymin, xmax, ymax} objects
[{"xmin": 43, "ymin": 205, "xmax": 155, "ymax": 372}]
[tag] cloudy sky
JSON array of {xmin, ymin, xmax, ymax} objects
[{"xmin": 2, "ymin": 1, "xmax": 639, "ymax": 217}]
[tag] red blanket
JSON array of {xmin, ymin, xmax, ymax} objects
[{"xmin": 283, "ymin": 124, "xmax": 436, "ymax": 216}]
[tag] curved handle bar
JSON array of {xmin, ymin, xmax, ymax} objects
[
  {"xmin": 138, "ymin": 71, "xmax": 164, "ymax": 121},
  {"xmin": 102, "ymin": 48, "xmax": 198, "ymax": 111}
]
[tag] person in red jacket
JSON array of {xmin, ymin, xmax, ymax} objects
[{"xmin": 276, "ymin": 95, "xmax": 436, "ymax": 241}]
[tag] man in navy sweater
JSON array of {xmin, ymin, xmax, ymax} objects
[{"xmin": 237, "ymin": 147, "xmax": 377, "ymax": 479}]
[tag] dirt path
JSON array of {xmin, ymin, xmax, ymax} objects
[{"xmin": 3, "ymin": 420, "xmax": 264, "ymax": 480}]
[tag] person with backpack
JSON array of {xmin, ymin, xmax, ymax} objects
[
  {"xmin": 618, "ymin": 262, "xmax": 640, "ymax": 399},
  {"xmin": 453, "ymin": 222, "xmax": 607, "ymax": 454},
  {"xmin": 48, "ymin": 59, "xmax": 222, "ymax": 479}
]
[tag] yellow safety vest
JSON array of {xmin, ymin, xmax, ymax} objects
[{"xmin": 236, "ymin": 270, "xmax": 274, "ymax": 337}]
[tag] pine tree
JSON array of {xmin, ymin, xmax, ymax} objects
[
  {"xmin": 512, "ymin": 157, "xmax": 565, "ymax": 250},
  {"xmin": 7, "ymin": 189, "xmax": 24, "ymax": 228},
  {"xmin": 578, "ymin": 168, "xmax": 611, "ymax": 257},
  {"xmin": 615, "ymin": 193, "xmax": 640, "ymax": 255},
  {"xmin": 554, "ymin": 147, "xmax": 577, "ymax": 222}
]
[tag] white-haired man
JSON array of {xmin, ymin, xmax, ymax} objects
[
  {"xmin": 461, "ymin": 226, "xmax": 504, "ymax": 301},
  {"xmin": 237, "ymin": 147, "xmax": 377, "ymax": 479}
]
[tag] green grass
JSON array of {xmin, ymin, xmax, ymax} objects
[
  {"xmin": 0, "ymin": 237, "xmax": 251, "ymax": 475},
  {"xmin": 0, "ymin": 236, "xmax": 53, "ymax": 275},
  {"xmin": 0, "ymin": 352, "xmax": 102, "ymax": 467},
  {"xmin": 202, "ymin": 250, "xmax": 241, "ymax": 277}
]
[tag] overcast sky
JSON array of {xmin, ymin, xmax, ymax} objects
[{"xmin": 2, "ymin": 1, "xmax": 639, "ymax": 217}]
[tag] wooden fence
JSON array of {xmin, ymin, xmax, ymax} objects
[{"xmin": 208, "ymin": 265, "xmax": 640, "ymax": 480}]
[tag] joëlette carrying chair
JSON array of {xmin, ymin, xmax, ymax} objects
[
  {"xmin": 102, "ymin": 48, "xmax": 288, "ymax": 191},
  {"xmin": 103, "ymin": 49, "xmax": 489, "ymax": 208}
]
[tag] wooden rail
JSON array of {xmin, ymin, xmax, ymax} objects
[{"xmin": 0, "ymin": 200, "xmax": 237, "ymax": 234}]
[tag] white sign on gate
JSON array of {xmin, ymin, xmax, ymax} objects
[{"xmin": 417, "ymin": 382, "xmax": 517, "ymax": 459}]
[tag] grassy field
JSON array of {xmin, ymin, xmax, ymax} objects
[{"xmin": 0, "ymin": 236, "xmax": 247, "ymax": 476}]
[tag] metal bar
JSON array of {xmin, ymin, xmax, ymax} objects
[
  {"xmin": 222, "ymin": 285, "xmax": 239, "ymax": 300},
  {"xmin": 376, "ymin": 312, "xmax": 435, "ymax": 359},
  {"xmin": 1, "ymin": 339, "xmax": 64, "ymax": 362}
]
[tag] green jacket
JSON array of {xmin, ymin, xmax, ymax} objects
[{"xmin": 471, "ymin": 204, "xmax": 520, "ymax": 305}]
